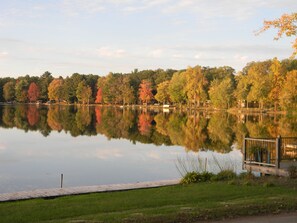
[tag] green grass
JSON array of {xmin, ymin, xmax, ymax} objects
[{"xmin": 1, "ymin": 180, "xmax": 297, "ymax": 223}]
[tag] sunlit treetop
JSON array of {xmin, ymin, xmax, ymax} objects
[{"xmin": 258, "ymin": 12, "xmax": 297, "ymax": 58}]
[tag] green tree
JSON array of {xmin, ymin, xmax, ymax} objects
[
  {"xmin": 100, "ymin": 73, "xmax": 123, "ymax": 104},
  {"xmin": 209, "ymin": 78, "xmax": 234, "ymax": 109},
  {"xmin": 121, "ymin": 76, "xmax": 135, "ymax": 105},
  {"xmin": 63, "ymin": 73, "xmax": 84, "ymax": 103},
  {"xmin": 15, "ymin": 79, "xmax": 29, "ymax": 102},
  {"xmin": 39, "ymin": 71, "xmax": 53, "ymax": 102},
  {"xmin": 76, "ymin": 80, "xmax": 92, "ymax": 104},
  {"xmin": 3, "ymin": 81, "xmax": 15, "ymax": 102}
]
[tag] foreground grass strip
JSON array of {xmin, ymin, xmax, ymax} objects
[{"xmin": 1, "ymin": 182, "xmax": 297, "ymax": 223}]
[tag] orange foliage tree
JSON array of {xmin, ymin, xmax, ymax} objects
[
  {"xmin": 27, "ymin": 82, "xmax": 40, "ymax": 102},
  {"xmin": 138, "ymin": 80, "xmax": 153, "ymax": 104},
  {"xmin": 257, "ymin": 13, "xmax": 297, "ymax": 58},
  {"xmin": 95, "ymin": 88, "xmax": 103, "ymax": 103}
]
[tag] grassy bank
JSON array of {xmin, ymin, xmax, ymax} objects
[{"xmin": 1, "ymin": 178, "xmax": 297, "ymax": 223}]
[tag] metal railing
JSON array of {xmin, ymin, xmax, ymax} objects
[{"xmin": 243, "ymin": 136, "xmax": 297, "ymax": 168}]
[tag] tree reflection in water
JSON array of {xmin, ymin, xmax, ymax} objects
[{"xmin": 0, "ymin": 104, "xmax": 296, "ymax": 153}]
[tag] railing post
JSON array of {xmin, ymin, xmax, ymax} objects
[
  {"xmin": 243, "ymin": 135, "xmax": 247, "ymax": 168},
  {"xmin": 275, "ymin": 135, "xmax": 281, "ymax": 168}
]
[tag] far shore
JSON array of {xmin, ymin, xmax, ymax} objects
[{"xmin": 0, "ymin": 101, "xmax": 295, "ymax": 115}]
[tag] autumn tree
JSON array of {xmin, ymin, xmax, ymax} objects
[
  {"xmin": 268, "ymin": 58, "xmax": 285, "ymax": 111},
  {"xmin": 155, "ymin": 80, "xmax": 170, "ymax": 104},
  {"xmin": 234, "ymin": 74, "xmax": 251, "ymax": 108},
  {"xmin": 139, "ymin": 80, "xmax": 153, "ymax": 104},
  {"xmin": 3, "ymin": 81, "xmax": 15, "ymax": 102},
  {"xmin": 95, "ymin": 88, "xmax": 103, "ymax": 104},
  {"xmin": 280, "ymin": 70, "xmax": 297, "ymax": 109},
  {"xmin": 184, "ymin": 66, "xmax": 208, "ymax": 107},
  {"xmin": 258, "ymin": 12, "xmax": 297, "ymax": 58},
  {"xmin": 168, "ymin": 72, "xmax": 186, "ymax": 104},
  {"xmin": 48, "ymin": 78, "xmax": 64, "ymax": 102},
  {"xmin": 27, "ymin": 82, "xmax": 40, "ymax": 102},
  {"xmin": 246, "ymin": 61, "xmax": 272, "ymax": 109}
]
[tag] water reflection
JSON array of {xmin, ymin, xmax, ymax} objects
[
  {"xmin": 0, "ymin": 105, "xmax": 296, "ymax": 193},
  {"xmin": 1, "ymin": 105, "xmax": 296, "ymax": 152}
]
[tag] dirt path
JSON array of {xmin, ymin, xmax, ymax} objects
[{"xmin": 205, "ymin": 212, "xmax": 297, "ymax": 223}]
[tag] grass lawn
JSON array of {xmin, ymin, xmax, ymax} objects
[{"xmin": 1, "ymin": 179, "xmax": 297, "ymax": 223}]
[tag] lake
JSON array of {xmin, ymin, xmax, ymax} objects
[{"xmin": 0, "ymin": 105, "xmax": 296, "ymax": 193}]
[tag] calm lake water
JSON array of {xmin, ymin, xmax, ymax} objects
[{"xmin": 0, "ymin": 105, "xmax": 296, "ymax": 193}]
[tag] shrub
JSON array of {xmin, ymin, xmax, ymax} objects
[
  {"xmin": 213, "ymin": 170, "xmax": 237, "ymax": 181},
  {"xmin": 180, "ymin": 172, "xmax": 200, "ymax": 185},
  {"xmin": 180, "ymin": 171, "xmax": 214, "ymax": 185},
  {"xmin": 200, "ymin": 172, "xmax": 215, "ymax": 182},
  {"xmin": 238, "ymin": 171, "xmax": 256, "ymax": 180},
  {"xmin": 263, "ymin": 182, "xmax": 275, "ymax": 187}
]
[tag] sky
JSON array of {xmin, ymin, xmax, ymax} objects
[{"xmin": 0, "ymin": 0, "xmax": 296, "ymax": 78}]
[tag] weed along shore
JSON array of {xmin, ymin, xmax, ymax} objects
[{"xmin": 1, "ymin": 171, "xmax": 297, "ymax": 223}]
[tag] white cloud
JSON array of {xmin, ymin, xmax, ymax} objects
[
  {"xmin": 0, "ymin": 51, "xmax": 8, "ymax": 59},
  {"xmin": 148, "ymin": 48, "xmax": 163, "ymax": 58},
  {"xmin": 97, "ymin": 47, "xmax": 126, "ymax": 58},
  {"xmin": 95, "ymin": 148, "xmax": 123, "ymax": 160},
  {"xmin": 0, "ymin": 144, "xmax": 6, "ymax": 151},
  {"xmin": 194, "ymin": 54, "xmax": 201, "ymax": 59},
  {"xmin": 147, "ymin": 151, "xmax": 161, "ymax": 160},
  {"xmin": 62, "ymin": 0, "xmax": 105, "ymax": 16},
  {"xmin": 234, "ymin": 54, "xmax": 248, "ymax": 62},
  {"xmin": 172, "ymin": 53, "xmax": 183, "ymax": 59},
  {"xmin": 162, "ymin": 0, "xmax": 297, "ymax": 20}
]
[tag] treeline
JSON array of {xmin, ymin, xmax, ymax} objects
[
  {"xmin": 1, "ymin": 105, "xmax": 296, "ymax": 152},
  {"xmin": 0, "ymin": 58, "xmax": 297, "ymax": 110}
]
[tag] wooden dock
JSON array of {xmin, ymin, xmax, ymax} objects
[{"xmin": 0, "ymin": 179, "xmax": 179, "ymax": 202}]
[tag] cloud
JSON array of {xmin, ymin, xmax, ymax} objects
[
  {"xmin": 234, "ymin": 54, "xmax": 248, "ymax": 62},
  {"xmin": 148, "ymin": 48, "xmax": 164, "ymax": 58},
  {"xmin": 97, "ymin": 47, "xmax": 126, "ymax": 58},
  {"xmin": 95, "ymin": 148, "xmax": 123, "ymax": 160},
  {"xmin": 171, "ymin": 44, "xmax": 289, "ymax": 55},
  {"xmin": 162, "ymin": 0, "xmax": 297, "ymax": 20},
  {"xmin": 146, "ymin": 151, "xmax": 161, "ymax": 160},
  {"xmin": 0, "ymin": 144, "xmax": 6, "ymax": 151},
  {"xmin": 61, "ymin": 0, "xmax": 105, "ymax": 16},
  {"xmin": 0, "ymin": 51, "xmax": 8, "ymax": 59}
]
